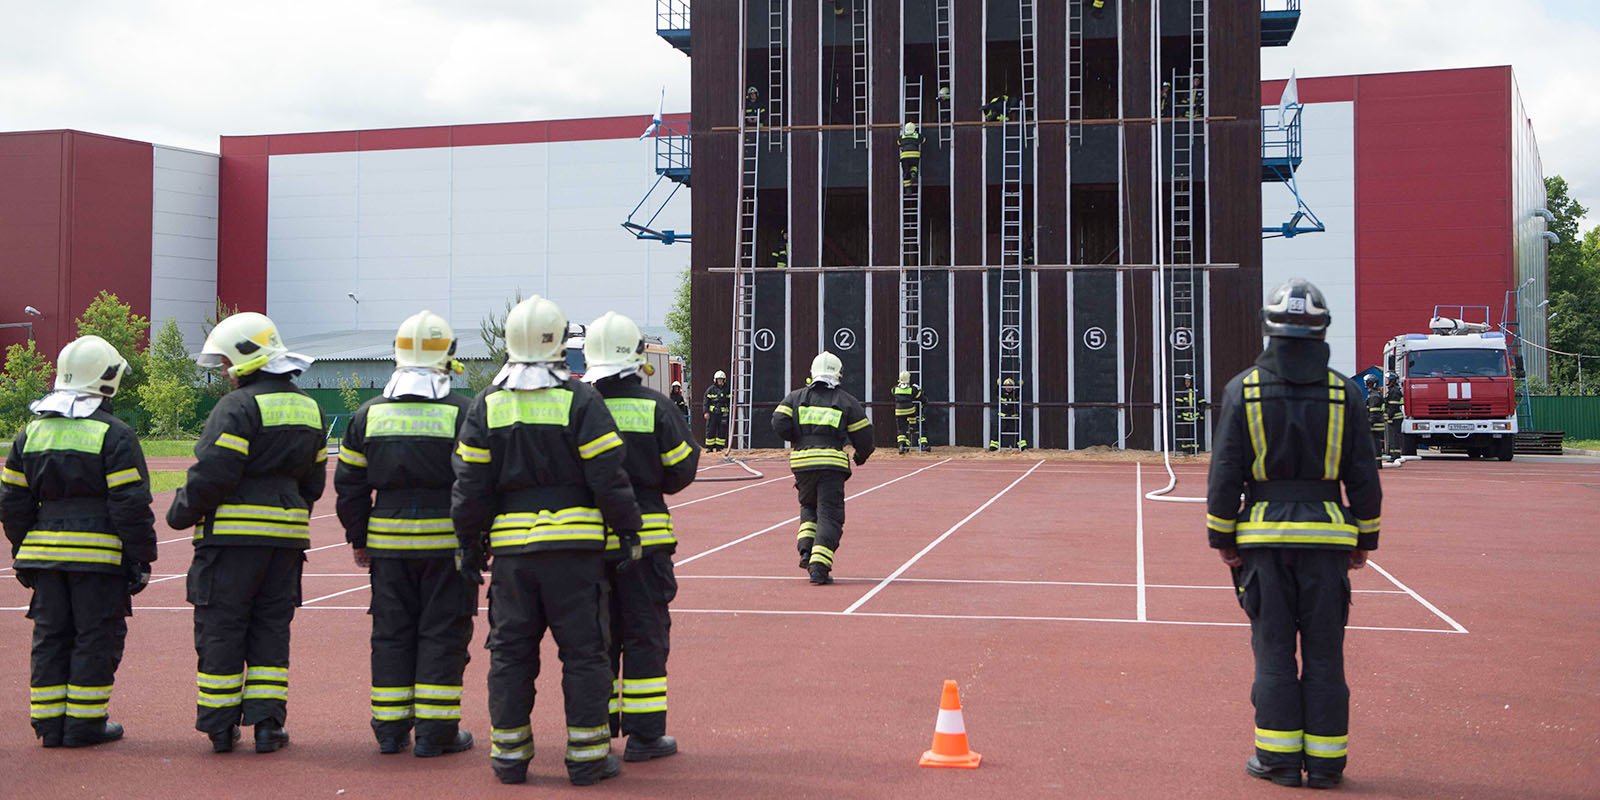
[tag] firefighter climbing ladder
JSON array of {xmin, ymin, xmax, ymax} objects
[
  {"xmin": 1167, "ymin": 0, "xmax": 1207, "ymax": 454},
  {"xmin": 901, "ymin": 76, "xmax": 924, "ymax": 387},
  {"xmin": 852, "ymin": 3, "xmax": 869, "ymax": 147},
  {"xmin": 730, "ymin": 125, "xmax": 761, "ymax": 451},
  {"xmin": 996, "ymin": 102, "xmax": 1026, "ymax": 449},
  {"xmin": 1067, "ymin": 0, "xmax": 1085, "ymax": 144},
  {"xmin": 935, "ymin": 0, "xmax": 953, "ymax": 145},
  {"xmin": 767, "ymin": 0, "xmax": 785, "ymax": 151}
]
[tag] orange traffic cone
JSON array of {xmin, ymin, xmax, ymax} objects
[{"xmin": 919, "ymin": 679, "xmax": 982, "ymax": 769}]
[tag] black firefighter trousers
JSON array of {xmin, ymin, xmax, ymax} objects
[
  {"xmin": 485, "ymin": 551, "xmax": 613, "ymax": 780},
  {"xmin": 1237, "ymin": 548, "xmax": 1352, "ymax": 776},
  {"xmin": 368, "ymin": 557, "xmax": 477, "ymax": 746},
  {"xmin": 607, "ymin": 549, "xmax": 678, "ymax": 740},
  {"xmin": 794, "ymin": 470, "xmax": 848, "ymax": 570},
  {"xmin": 27, "ymin": 570, "xmax": 129, "ymax": 741},
  {"xmin": 188, "ymin": 545, "xmax": 302, "ymax": 734}
]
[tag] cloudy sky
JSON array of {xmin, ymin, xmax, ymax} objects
[{"xmin": 4, "ymin": 0, "xmax": 1595, "ymax": 224}]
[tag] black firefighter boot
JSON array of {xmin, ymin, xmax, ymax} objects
[
  {"xmin": 1246, "ymin": 756, "xmax": 1302, "ymax": 787},
  {"xmin": 254, "ymin": 721, "xmax": 290, "ymax": 753},
  {"xmin": 210, "ymin": 725, "xmax": 242, "ymax": 753},
  {"xmin": 63, "ymin": 719, "xmax": 124, "ymax": 748},
  {"xmin": 34, "ymin": 718, "xmax": 64, "ymax": 749},
  {"xmin": 624, "ymin": 735, "xmax": 678, "ymax": 762},
  {"xmin": 492, "ymin": 758, "xmax": 530, "ymax": 785},
  {"xmin": 808, "ymin": 563, "xmax": 833, "ymax": 586},
  {"xmin": 377, "ymin": 730, "xmax": 411, "ymax": 754},
  {"xmin": 569, "ymin": 753, "xmax": 623, "ymax": 786},
  {"xmin": 415, "ymin": 730, "xmax": 474, "ymax": 758}
]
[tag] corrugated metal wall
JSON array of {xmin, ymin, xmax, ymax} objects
[{"xmin": 1529, "ymin": 397, "xmax": 1600, "ymax": 440}]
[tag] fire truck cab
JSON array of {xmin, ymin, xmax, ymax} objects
[{"xmin": 1381, "ymin": 308, "xmax": 1518, "ymax": 461}]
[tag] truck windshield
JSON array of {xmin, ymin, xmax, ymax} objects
[{"xmin": 1406, "ymin": 348, "xmax": 1507, "ymax": 378}]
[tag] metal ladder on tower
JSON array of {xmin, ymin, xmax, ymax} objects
[
  {"xmin": 996, "ymin": 103, "xmax": 1026, "ymax": 450},
  {"xmin": 1168, "ymin": 0, "xmax": 1207, "ymax": 455},
  {"xmin": 767, "ymin": 0, "xmax": 785, "ymax": 151},
  {"xmin": 730, "ymin": 125, "xmax": 761, "ymax": 451},
  {"xmin": 852, "ymin": 2, "xmax": 869, "ymax": 148},
  {"xmin": 901, "ymin": 76, "xmax": 924, "ymax": 387},
  {"xmin": 935, "ymin": 0, "xmax": 953, "ymax": 146},
  {"xmin": 1019, "ymin": 0, "xmax": 1036, "ymax": 142},
  {"xmin": 1067, "ymin": 0, "xmax": 1085, "ymax": 143}
]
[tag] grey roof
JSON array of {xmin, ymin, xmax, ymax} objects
[{"xmin": 288, "ymin": 329, "xmax": 495, "ymax": 362}]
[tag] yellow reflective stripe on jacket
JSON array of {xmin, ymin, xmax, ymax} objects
[
  {"xmin": 2, "ymin": 467, "xmax": 28, "ymax": 487},
  {"xmin": 105, "ymin": 468, "xmax": 141, "ymax": 488},
  {"xmin": 661, "ymin": 441, "xmax": 693, "ymax": 467},
  {"xmin": 1255, "ymin": 727, "xmax": 1304, "ymax": 754},
  {"xmin": 1243, "ymin": 370, "xmax": 1268, "ymax": 481},
  {"xmin": 774, "ymin": 404, "xmax": 794, "ymax": 417},
  {"xmin": 366, "ymin": 403, "xmax": 459, "ymax": 439},
  {"xmin": 23, "ymin": 417, "xmax": 110, "ymax": 455},
  {"xmin": 490, "ymin": 507, "xmax": 606, "ymax": 548},
  {"xmin": 790, "ymin": 448, "xmax": 850, "ymax": 469},
  {"xmin": 366, "ymin": 516, "xmax": 457, "ymax": 552},
  {"xmin": 22, "ymin": 531, "xmax": 120, "ymax": 548},
  {"xmin": 255, "ymin": 393, "xmax": 321, "ymax": 429},
  {"xmin": 1323, "ymin": 372, "xmax": 1346, "ymax": 480},
  {"xmin": 610, "ymin": 512, "xmax": 675, "ymax": 549},
  {"xmin": 1235, "ymin": 521, "xmax": 1358, "ymax": 547},
  {"xmin": 797, "ymin": 406, "xmax": 843, "ymax": 428},
  {"xmin": 1356, "ymin": 517, "xmax": 1380, "ymax": 534},
  {"xmin": 217, "ymin": 505, "xmax": 309, "ymax": 523},
  {"xmin": 215, "ymin": 432, "xmax": 250, "ymax": 455},
  {"xmin": 209, "ymin": 505, "xmax": 311, "ymax": 541},
  {"xmin": 604, "ymin": 397, "xmax": 656, "ymax": 434},
  {"xmin": 486, "ymin": 388, "xmax": 573, "ymax": 428},
  {"xmin": 456, "ymin": 442, "xmax": 491, "ymax": 464},
  {"xmin": 368, "ymin": 517, "xmax": 453, "ymax": 534},
  {"xmin": 1304, "ymin": 733, "xmax": 1348, "ymax": 759},
  {"xmin": 847, "ymin": 417, "xmax": 871, "ymax": 432},
  {"xmin": 1206, "ymin": 514, "xmax": 1237, "ymax": 534},
  {"xmin": 338, "ymin": 447, "xmax": 368, "ymax": 468},
  {"xmin": 15, "ymin": 545, "xmax": 123, "ymax": 566},
  {"xmin": 367, "ymin": 533, "xmax": 459, "ymax": 551},
  {"xmin": 579, "ymin": 431, "xmax": 623, "ymax": 460}
]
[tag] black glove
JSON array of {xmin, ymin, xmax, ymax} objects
[
  {"xmin": 614, "ymin": 530, "xmax": 643, "ymax": 573},
  {"xmin": 455, "ymin": 542, "xmax": 486, "ymax": 586},
  {"xmin": 15, "ymin": 568, "xmax": 36, "ymax": 590},
  {"xmin": 127, "ymin": 562, "xmax": 151, "ymax": 596},
  {"xmin": 853, "ymin": 451, "xmax": 869, "ymax": 467}
]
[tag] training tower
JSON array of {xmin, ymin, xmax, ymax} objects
[{"xmin": 675, "ymin": 0, "xmax": 1275, "ymax": 450}]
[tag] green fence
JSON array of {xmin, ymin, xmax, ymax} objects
[{"xmin": 1529, "ymin": 396, "xmax": 1600, "ymax": 440}]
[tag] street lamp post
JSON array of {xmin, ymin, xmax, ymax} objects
[{"xmin": 0, "ymin": 306, "xmax": 44, "ymax": 344}]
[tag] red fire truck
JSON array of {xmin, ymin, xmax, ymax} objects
[{"xmin": 1381, "ymin": 306, "xmax": 1518, "ymax": 461}]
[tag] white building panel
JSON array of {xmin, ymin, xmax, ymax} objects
[
  {"xmin": 266, "ymin": 135, "xmax": 689, "ymax": 343},
  {"xmin": 1262, "ymin": 101, "xmax": 1359, "ymax": 373},
  {"xmin": 150, "ymin": 146, "xmax": 219, "ymax": 348}
]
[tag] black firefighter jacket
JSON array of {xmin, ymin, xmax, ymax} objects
[
  {"xmin": 335, "ymin": 392, "xmax": 472, "ymax": 559},
  {"xmin": 772, "ymin": 382, "xmax": 875, "ymax": 474},
  {"xmin": 593, "ymin": 375, "xmax": 701, "ymax": 554}
]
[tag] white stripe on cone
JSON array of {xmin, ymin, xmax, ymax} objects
[{"xmin": 935, "ymin": 708, "xmax": 966, "ymax": 734}]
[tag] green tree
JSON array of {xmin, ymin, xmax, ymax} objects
[
  {"xmin": 75, "ymin": 291, "xmax": 151, "ymax": 430},
  {"xmin": 137, "ymin": 318, "xmax": 200, "ymax": 436},
  {"xmin": 0, "ymin": 341, "xmax": 54, "ymax": 437},
  {"xmin": 198, "ymin": 298, "xmax": 240, "ymax": 398},
  {"xmin": 337, "ymin": 372, "xmax": 365, "ymax": 413},
  {"xmin": 1542, "ymin": 177, "xmax": 1600, "ymax": 387},
  {"xmin": 466, "ymin": 292, "xmax": 524, "ymax": 393},
  {"xmin": 664, "ymin": 267, "xmax": 691, "ymax": 362}
]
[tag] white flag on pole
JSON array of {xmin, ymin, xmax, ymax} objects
[
  {"xmin": 1277, "ymin": 71, "xmax": 1300, "ymax": 126},
  {"xmin": 640, "ymin": 87, "xmax": 665, "ymax": 140}
]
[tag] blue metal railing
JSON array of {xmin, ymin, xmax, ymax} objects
[
  {"xmin": 655, "ymin": 128, "xmax": 691, "ymax": 184},
  {"xmin": 1261, "ymin": 103, "xmax": 1303, "ymax": 172},
  {"xmin": 656, "ymin": 0, "xmax": 689, "ymax": 31},
  {"xmin": 1262, "ymin": 0, "xmax": 1301, "ymax": 11}
]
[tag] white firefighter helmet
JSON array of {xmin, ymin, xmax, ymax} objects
[
  {"xmin": 898, "ymin": 370, "xmax": 911, "ymax": 384},
  {"xmin": 810, "ymin": 352, "xmax": 843, "ymax": 383},
  {"xmin": 903, "ymin": 122, "xmax": 918, "ymax": 135},
  {"xmin": 55, "ymin": 335, "xmax": 129, "ymax": 398},
  {"xmin": 199, "ymin": 312, "xmax": 289, "ymax": 378},
  {"xmin": 504, "ymin": 295, "xmax": 569, "ymax": 363},
  {"xmin": 714, "ymin": 370, "xmax": 727, "ymax": 382},
  {"xmin": 394, "ymin": 310, "xmax": 455, "ymax": 370},
  {"xmin": 581, "ymin": 311, "xmax": 646, "ymax": 382}
]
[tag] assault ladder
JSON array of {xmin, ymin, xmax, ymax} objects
[
  {"xmin": 1067, "ymin": 0, "xmax": 1085, "ymax": 143},
  {"xmin": 935, "ymin": 0, "xmax": 953, "ymax": 145},
  {"xmin": 1168, "ymin": 0, "xmax": 1207, "ymax": 454},
  {"xmin": 852, "ymin": 2, "xmax": 869, "ymax": 147},
  {"xmin": 996, "ymin": 103, "xmax": 1026, "ymax": 449},
  {"xmin": 767, "ymin": 0, "xmax": 785, "ymax": 151},
  {"xmin": 1019, "ymin": 0, "xmax": 1036, "ymax": 142},
  {"xmin": 729, "ymin": 125, "xmax": 761, "ymax": 450},
  {"xmin": 901, "ymin": 76, "xmax": 924, "ymax": 386}
]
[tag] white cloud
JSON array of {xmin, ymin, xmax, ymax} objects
[{"xmin": 1262, "ymin": 0, "xmax": 1600, "ymax": 229}]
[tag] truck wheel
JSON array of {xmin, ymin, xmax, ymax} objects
[
  {"xmin": 1402, "ymin": 435, "xmax": 1419, "ymax": 457},
  {"xmin": 1495, "ymin": 436, "xmax": 1515, "ymax": 462}
]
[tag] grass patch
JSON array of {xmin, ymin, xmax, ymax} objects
[
  {"xmin": 149, "ymin": 470, "xmax": 187, "ymax": 494},
  {"xmin": 140, "ymin": 439, "xmax": 199, "ymax": 458},
  {"xmin": 1564, "ymin": 439, "xmax": 1600, "ymax": 452}
]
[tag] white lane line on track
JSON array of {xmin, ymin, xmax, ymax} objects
[
  {"xmin": 672, "ymin": 458, "xmax": 953, "ymax": 568},
  {"xmin": 669, "ymin": 475, "xmax": 790, "ymax": 509},
  {"xmin": 1135, "ymin": 463, "xmax": 1147, "ymax": 622},
  {"xmin": 303, "ymin": 584, "xmax": 371, "ymax": 605},
  {"xmin": 673, "ymin": 574, "xmax": 1406, "ymax": 593},
  {"xmin": 306, "ymin": 542, "xmax": 348, "ymax": 553},
  {"xmin": 1367, "ymin": 560, "xmax": 1468, "ymax": 634},
  {"xmin": 843, "ymin": 459, "xmax": 1045, "ymax": 615}
]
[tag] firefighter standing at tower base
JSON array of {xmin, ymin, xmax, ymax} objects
[
  {"xmin": 703, "ymin": 371, "xmax": 730, "ymax": 452},
  {"xmin": 168, "ymin": 313, "xmax": 326, "ymax": 754},
  {"xmin": 772, "ymin": 352, "xmax": 873, "ymax": 585},
  {"xmin": 452, "ymin": 295, "xmax": 643, "ymax": 786},
  {"xmin": 1383, "ymin": 372, "xmax": 1405, "ymax": 457},
  {"xmin": 1364, "ymin": 375, "xmax": 1386, "ymax": 464},
  {"xmin": 3, "ymin": 336, "xmax": 156, "ymax": 748},
  {"xmin": 990, "ymin": 378, "xmax": 1029, "ymax": 451},
  {"xmin": 582, "ymin": 312, "xmax": 700, "ymax": 762},
  {"xmin": 893, "ymin": 370, "xmax": 927, "ymax": 454},
  {"xmin": 336, "ymin": 310, "xmax": 476, "ymax": 757},
  {"xmin": 1206, "ymin": 279, "xmax": 1381, "ymax": 790}
]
